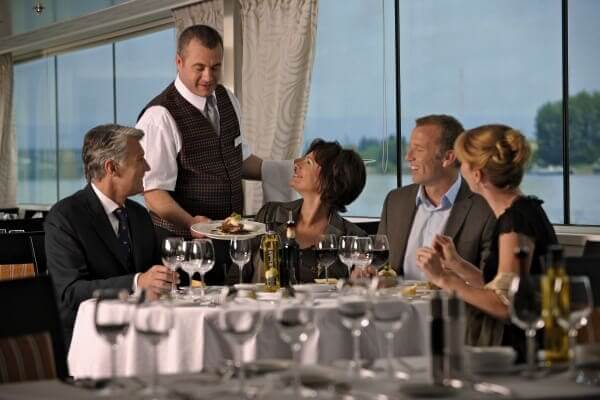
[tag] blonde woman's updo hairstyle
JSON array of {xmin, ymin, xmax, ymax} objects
[{"xmin": 454, "ymin": 124, "xmax": 531, "ymax": 190}]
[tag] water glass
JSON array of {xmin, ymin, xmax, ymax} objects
[
  {"xmin": 316, "ymin": 234, "xmax": 337, "ymax": 282},
  {"xmin": 370, "ymin": 287, "xmax": 411, "ymax": 379},
  {"xmin": 275, "ymin": 295, "xmax": 316, "ymax": 397},
  {"xmin": 351, "ymin": 237, "xmax": 373, "ymax": 271},
  {"xmin": 161, "ymin": 237, "xmax": 185, "ymax": 299},
  {"xmin": 338, "ymin": 235, "xmax": 357, "ymax": 278},
  {"xmin": 134, "ymin": 298, "xmax": 175, "ymax": 399},
  {"xmin": 197, "ymin": 239, "xmax": 216, "ymax": 299},
  {"xmin": 555, "ymin": 275, "xmax": 593, "ymax": 378},
  {"xmin": 509, "ymin": 275, "xmax": 544, "ymax": 378},
  {"xmin": 180, "ymin": 240, "xmax": 202, "ymax": 299},
  {"xmin": 337, "ymin": 281, "xmax": 371, "ymax": 377},
  {"xmin": 230, "ymin": 238, "xmax": 252, "ymax": 284},
  {"xmin": 93, "ymin": 289, "xmax": 132, "ymax": 395},
  {"xmin": 217, "ymin": 294, "xmax": 263, "ymax": 399}
]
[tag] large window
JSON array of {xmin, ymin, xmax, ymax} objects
[
  {"xmin": 14, "ymin": 28, "xmax": 176, "ymax": 204},
  {"xmin": 305, "ymin": 0, "xmax": 397, "ymax": 217}
]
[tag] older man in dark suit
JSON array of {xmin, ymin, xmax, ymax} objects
[
  {"xmin": 45, "ymin": 124, "xmax": 175, "ymax": 348},
  {"xmin": 377, "ymin": 115, "xmax": 496, "ymax": 278}
]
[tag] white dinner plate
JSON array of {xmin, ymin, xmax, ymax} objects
[
  {"xmin": 293, "ymin": 283, "xmax": 336, "ymax": 293},
  {"xmin": 191, "ymin": 220, "xmax": 266, "ymax": 240}
]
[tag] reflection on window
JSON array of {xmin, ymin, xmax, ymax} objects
[
  {"xmin": 399, "ymin": 0, "xmax": 563, "ymax": 222},
  {"xmin": 57, "ymin": 45, "xmax": 114, "ymax": 198},
  {"xmin": 115, "ymin": 29, "xmax": 175, "ymax": 125},
  {"xmin": 305, "ymin": 0, "xmax": 397, "ymax": 217},
  {"xmin": 568, "ymin": 0, "xmax": 600, "ymax": 225},
  {"xmin": 14, "ymin": 58, "xmax": 57, "ymax": 204}
]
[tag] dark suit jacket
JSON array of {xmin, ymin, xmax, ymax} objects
[
  {"xmin": 45, "ymin": 185, "xmax": 160, "ymax": 347},
  {"xmin": 378, "ymin": 180, "xmax": 496, "ymax": 275}
]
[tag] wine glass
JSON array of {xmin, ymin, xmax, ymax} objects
[
  {"xmin": 351, "ymin": 237, "xmax": 373, "ymax": 272},
  {"xmin": 338, "ymin": 236, "xmax": 357, "ymax": 278},
  {"xmin": 369, "ymin": 234, "xmax": 390, "ymax": 271},
  {"xmin": 370, "ymin": 286, "xmax": 411, "ymax": 379},
  {"xmin": 180, "ymin": 240, "xmax": 202, "ymax": 300},
  {"xmin": 275, "ymin": 294, "xmax": 316, "ymax": 397},
  {"xmin": 197, "ymin": 239, "xmax": 215, "ymax": 300},
  {"xmin": 555, "ymin": 275, "xmax": 593, "ymax": 378},
  {"xmin": 230, "ymin": 238, "xmax": 252, "ymax": 284},
  {"xmin": 134, "ymin": 297, "xmax": 175, "ymax": 399},
  {"xmin": 509, "ymin": 275, "xmax": 544, "ymax": 378},
  {"xmin": 93, "ymin": 289, "xmax": 132, "ymax": 395},
  {"xmin": 216, "ymin": 293, "xmax": 263, "ymax": 399},
  {"xmin": 161, "ymin": 237, "xmax": 185, "ymax": 299},
  {"xmin": 316, "ymin": 234, "xmax": 337, "ymax": 283},
  {"xmin": 337, "ymin": 279, "xmax": 371, "ymax": 377}
]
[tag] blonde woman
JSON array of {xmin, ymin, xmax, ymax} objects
[{"xmin": 415, "ymin": 124, "xmax": 557, "ymax": 354}]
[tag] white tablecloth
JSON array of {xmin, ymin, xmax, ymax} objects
[{"xmin": 68, "ymin": 297, "xmax": 430, "ymax": 379}]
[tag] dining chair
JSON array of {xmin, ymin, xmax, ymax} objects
[
  {"xmin": 0, "ymin": 275, "xmax": 69, "ymax": 383},
  {"xmin": 0, "ymin": 218, "xmax": 45, "ymax": 233},
  {"xmin": 0, "ymin": 232, "xmax": 38, "ymax": 281}
]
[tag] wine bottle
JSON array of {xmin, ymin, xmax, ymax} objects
[
  {"xmin": 261, "ymin": 223, "xmax": 281, "ymax": 292},
  {"xmin": 430, "ymin": 291, "xmax": 444, "ymax": 385},
  {"xmin": 445, "ymin": 291, "xmax": 465, "ymax": 380},
  {"xmin": 280, "ymin": 210, "xmax": 299, "ymax": 287},
  {"xmin": 541, "ymin": 245, "xmax": 570, "ymax": 364}
]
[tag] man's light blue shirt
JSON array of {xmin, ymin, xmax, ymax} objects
[{"xmin": 403, "ymin": 175, "xmax": 462, "ymax": 280}]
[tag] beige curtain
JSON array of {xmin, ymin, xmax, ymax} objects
[
  {"xmin": 172, "ymin": 0, "xmax": 223, "ymax": 36},
  {"xmin": 0, "ymin": 54, "xmax": 16, "ymax": 207},
  {"xmin": 240, "ymin": 0, "xmax": 318, "ymax": 214}
]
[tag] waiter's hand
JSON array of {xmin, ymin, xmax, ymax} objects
[
  {"xmin": 138, "ymin": 265, "xmax": 177, "ymax": 300},
  {"xmin": 190, "ymin": 215, "xmax": 211, "ymax": 238}
]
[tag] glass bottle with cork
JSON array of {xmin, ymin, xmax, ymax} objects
[
  {"xmin": 540, "ymin": 244, "xmax": 570, "ymax": 365},
  {"xmin": 261, "ymin": 223, "xmax": 281, "ymax": 292},
  {"xmin": 280, "ymin": 210, "xmax": 299, "ymax": 287}
]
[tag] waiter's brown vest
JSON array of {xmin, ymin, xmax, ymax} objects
[{"xmin": 139, "ymin": 83, "xmax": 243, "ymax": 237}]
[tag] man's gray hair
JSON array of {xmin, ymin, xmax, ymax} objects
[{"xmin": 82, "ymin": 124, "xmax": 144, "ymax": 182}]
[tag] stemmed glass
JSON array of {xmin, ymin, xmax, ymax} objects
[
  {"xmin": 216, "ymin": 293, "xmax": 263, "ymax": 399},
  {"xmin": 509, "ymin": 275, "xmax": 544, "ymax": 378},
  {"xmin": 197, "ymin": 239, "xmax": 215, "ymax": 300},
  {"xmin": 180, "ymin": 240, "xmax": 202, "ymax": 300},
  {"xmin": 338, "ymin": 236, "xmax": 356, "ymax": 278},
  {"xmin": 369, "ymin": 235, "xmax": 390, "ymax": 271},
  {"xmin": 275, "ymin": 294, "xmax": 316, "ymax": 398},
  {"xmin": 370, "ymin": 285, "xmax": 411, "ymax": 379},
  {"xmin": 230, "ymin": 238, "xmax": 252, "ymax": 284},
  {"xmin": 161, "ymin": 237, "xmax": 185, "ymax": 299},
  {"xmin": 555, "ymin": 276, "xmax": 593, "ymax": 378},
  {"xmin": 316, "ymin": 234, "xmax": 337, "ymax": 283},
  {"xmin": 93, "ymin": 289, "xmax": 132, "ymax": 396},
  {"xmin": 134, "ymin": 297, "xmax": 175, "ymax": 399},
  {"xmin": 337, "ymin": 279, "xmax": 371, "ymax": 377},
  {"xmin": 351, "ymin": 237, "xmax": 373, "ymax": 272}
]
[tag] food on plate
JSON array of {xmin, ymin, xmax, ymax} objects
[
  {"xmin": 401, "ymin": 284, "xmax": 417, "ymax": 297},
  {"xmin": 377, "ymin": 265, "xmax": 398, "ymax": 288},
  {"xmin": 191, "ymin": 279, "xmax": 205, "ymax": 288},
  {"xmin": 314, "ymin": 278, "xmax": 337, "ymax": 284},
  {"xmin": 212, "ymin": 213, "xmax": 253, "ymax": 235}
]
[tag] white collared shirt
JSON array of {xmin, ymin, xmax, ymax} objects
[
  {"xmin": 136, "ymin": 75, "xmax": 251, "ymax": 192},
  {"xmin": 90, "ymin": 183, "xmax": 141, "ymax": 290},
  {"xmin": 403, "ymin": 175, "xmax": 462, "ymax": 280}
]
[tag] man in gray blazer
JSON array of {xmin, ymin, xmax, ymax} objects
[{"xmin": 378, "ymin": 115, "xmax": 495, "ymax": 279}]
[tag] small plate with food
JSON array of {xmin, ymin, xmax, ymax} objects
[{"xmin": 191, "ymin": 213, "xmax": 266, "ymax": 240}]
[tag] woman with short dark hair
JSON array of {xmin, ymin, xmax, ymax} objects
[{"xmin": 234, "ymin": 139, "xmax": 367, "ymax": 283}]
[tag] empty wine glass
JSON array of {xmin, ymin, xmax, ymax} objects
[
  {"xmin": 134, "ymin": 297, "xmax": 175, "ymax": 399},
  {"xmin": 370, "ymin": 286, "xmax": 411, "ymax": 379},
  {"xmin": 161, "ymin": 237, "xmax": 185, "ymax": 299},
  {"xmin": 275, "ymin": 294, "xmax": 316, "ymax": 397},
  {"xmin": 337, "ymin": 279, "xmax": 371, "ymax": 377},
  {"xmin": 369, "ymin": 234, "xmax": 390, "ymax": 271},
  {"xmin": 509, "ymin": 275, "xmax": 544, "ymax": 378},
  {"xmin": 180, "ymin": 240, "xmax": 202, "ymax": 300},
  {"xmin": 93, "ymin": 289, "xmax": 132, "ymax": 396},
  {"xmin": 230, "ymin": 238, "xmax": 252, "ymax": 284},
  {"xmin": 217, "ymin": 293, "xmax": 263, "ymax": 399},
  {"xmin": 197, "ymin": 239, "xmax": 215, "ymax": 300},
  {"xmin": 555, "ymin": 275, "xmax": 593, "ymax": 378},
  {"xmin": 316, "ymin": 234, "xmax": 337, "ymax": 283},
  {"xmin": 351, "ymin": 237, "xmax": 373, "ymax": 271},
  {"xmin": 338, "ymin": 235, "xmax": 357, "ymax": 278}
]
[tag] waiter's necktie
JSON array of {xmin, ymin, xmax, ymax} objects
[{"xmin": 205, "ymin": 95, "xmax": 220, "ymax": 134}]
